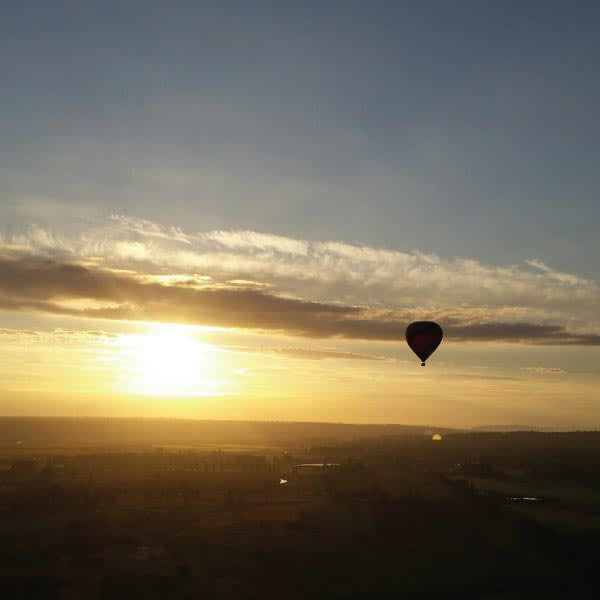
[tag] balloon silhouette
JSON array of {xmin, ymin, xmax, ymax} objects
[{"xmin": 406, "ymin": 321, "xmax": 443, "ymax": 366}]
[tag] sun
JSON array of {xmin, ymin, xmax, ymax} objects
[{"xmin": 118, "ymin": 324, "xmax": 223, "ymax": 397}]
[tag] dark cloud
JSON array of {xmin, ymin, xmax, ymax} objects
[
  {"xmin": 271, "ymin": 348, "xmax": 383, "ymax": 361},
  {"xmin": 449, "ymin": 373, "xmax": 521, "ymax": 382},
  {"xmin": 521, "ymin": 367, "xmax": 567, "ymax": 375},
  {"xmin": 0, "ymin": 328, "xmax": 40, "ymax": 336},
  {"xmin": 445, "ymin": 322, "xmax": 600, "ymax": 346},
  {"xmin": 1, "ymin": 255, "xmax": 599, "ymax": 345}
]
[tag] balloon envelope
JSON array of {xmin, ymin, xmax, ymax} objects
[{"xmin": 406, "ymin": 321, "xmax": 443, "ymax": 366}]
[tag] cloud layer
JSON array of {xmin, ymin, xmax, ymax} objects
[
  {"xmin": 1, "ymin": 245, "xmax": 599, "ymax": 344},
  {"xmin": 4, "ymin": 216, "xmax": 597, "ymax": 312}
]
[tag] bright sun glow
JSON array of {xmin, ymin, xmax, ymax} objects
[{"xmin": 117, "ymin": 324, "xmax": 225, "ymax": 397}]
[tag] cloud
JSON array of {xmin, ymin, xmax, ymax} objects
[
  {"xmin": 2, "ymin": 216, "xmax": 600, "ymax": 348},
  {"xmin": 444, "ymin": 322, "xmax": 600, "ymax": 345},
  {"xmin": 1, "ymin": 254, "xmax": 599, "ymax": 345},
  {"xmin": 4, "ymin": 219, "xmax": 599, "ymax": 326},
  {"xmin": 203, "ymin": 230, "xmax": 309, "ymax": 256},
  {"xmin": 448, "ymin": 373, "xmax": 521, "ymax": 382},
  {"xmin": 110, "ymin": 214, "xmax": 192, "ymax": 245},
  {"xmin": 0, "ymin": 327, "xmax": 117, "ymax": 342},
  {"xmin": 0, "ymin": 328, "xmax": 40, "ymax": 336},
  {"xmin": 525, "ymin": 260, "xmax": 585, "ymax": 287},
  {"xmin": 271, "ymin": 348, "xmax": 383, "ymax": 361},
  {"xmin": 521, "ymin": 367, "xmax": 568, "ymax": 375}
]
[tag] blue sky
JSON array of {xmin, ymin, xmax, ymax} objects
[
  {"xmin": 3, "ymin": 1, "xmax": 600, "ymax": 272},
  {"xmin": 1, "ymin": 2, "xmax": 600, "ymax": 425}
]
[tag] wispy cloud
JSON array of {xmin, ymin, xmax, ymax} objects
[
  {"xmin": 2, "ymin": 216, "xmax": 600, "ymax": 345},
  {"xmin": 269, "ymin": 348, "xmax": 383, "ymax": 361},
  {"xmin": 110, "ymin": 214, "xmax": 192, "ymax": 245},
  {"xmin": 0, "ymin": 327, "xmax": 117, "ymax": 343},
  {"xmin": 521, "ymin": 366, "xmax": 568, "ymax": 375},
  {"xmin": 203, "ymin": 230, "xmax": 309, "ymax": 256},
  {"xmin": 1, "ymin": 254, "xmax": 599, "ymax": 345},
  {"xmin": 4, "ymin": 218, "xmax": 597, "ymax": 320}
]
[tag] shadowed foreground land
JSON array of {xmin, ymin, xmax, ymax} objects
[{"xmin": 1, "ymin": 418, "xmax": 599, "ymax": 598}]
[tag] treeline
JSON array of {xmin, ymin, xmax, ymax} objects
[{"xmin": 0, "ymin": 416, "xmax": 445, "ymax": 447}]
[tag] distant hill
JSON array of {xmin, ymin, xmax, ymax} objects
[
  {"xmin": 471, "ymin": 424, "xmax": 594, "ymax": 432},
  {"xmin": 0, "ymin": 417, "xmax": 458, "ymax": 448},
  {"xmin": 471, "ymin": 425, "xmax": 541, "ymax": 432}
]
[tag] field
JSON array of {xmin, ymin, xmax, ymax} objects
[{"xmin": 1, "ymin": 419, "xmax": 599, "ymax": 598}]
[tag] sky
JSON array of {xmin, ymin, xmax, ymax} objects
[{"xmin": 1, "ymin": 1, "xmax": 600, "ymax": 428}]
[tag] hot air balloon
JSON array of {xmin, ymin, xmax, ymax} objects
[{"xmin": 406, "ymin": 321, "xmax": 443, "ymax": 366}]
